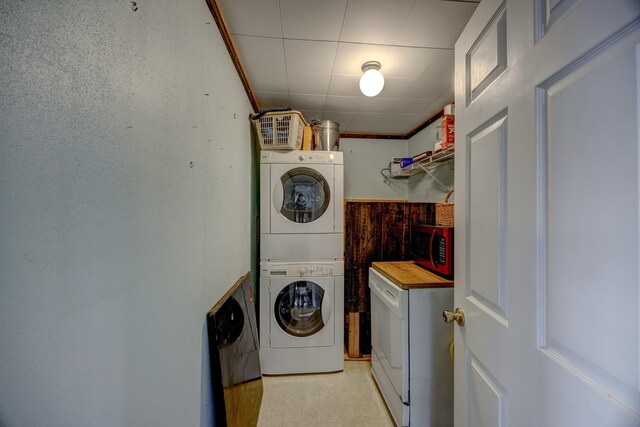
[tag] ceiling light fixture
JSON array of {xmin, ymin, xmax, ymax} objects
[{"xmin": 359, "ymin": 61, "xmax": 384, "ymax": 97}]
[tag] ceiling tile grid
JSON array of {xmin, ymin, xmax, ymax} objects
[
  {"xmin": 280, "ymin": 0, "xmax": 348, "ymax": 40},
  {"xmin": 339, "ymin": 0, "xmax": 418, "ymax": 45},
  {"xmin": 284, "ymin": 39, "xmax": 338, "ymax": 74},
  {"xmin": 217, "ymin": 0, "xmax": 478, "ymax": 135},
  {"xmin": 287, "ymin": 72, "xmax": 332, "ymax": 95},
  {"xmin": 218, "ymin": 0, "xmax": 282, "ymax": 38},
  {"xmin": 394, "ymin": 0, "xmax": 478, "ymax": 48}
]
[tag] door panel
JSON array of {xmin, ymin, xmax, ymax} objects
[
  {"xmin": 467, "ymin": 354, "xmax": 507, "ymax": 427},
  {"xmin": 535, "ymin": 0, "xmax": 579, "ymax": 39},
  {"xmin": 467, "ymin": 113, "xmax": 508, "ymax": 321},
  {"xmin": 466, "ymin": 3, "xmax": 507, "ymax": 105},
  {"xmin": 455, "ymin": 0, "xmax": 640, "ymax": 425},
  {"xmin": 538, "ymin": 39, "xmax": 640, "ymax": 417}
]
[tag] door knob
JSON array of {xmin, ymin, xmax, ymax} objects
[{"xmin": 443, "ymin": 308, "xmax": 465, "ymax": 327}]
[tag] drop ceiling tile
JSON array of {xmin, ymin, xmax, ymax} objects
[
  {"xmin": 233, "ymin": 35, "xmax": 286, "ymax": 73},
  {"xmin": 245, "ymin": 68, "xmax": 288, "ymax": 93},
  {"xmin": 255, "ymin": 91, "xmax": 291, "ymax": 109},
  {"xmin": 405, "ymin": 78, "xmax": 449, "ymax": 100},
  {"xmin": 288, "ymin": 72, "xmax": 332, "ymax": 95},
  {"xmin": 298, "ymin": 110, "xmax": 324, "ymax": 122},
  {"xmin": 380, "ymin": 77, "xmax": 416, "ymax": 98},
  {"xmin": 420, "ymin": 98, "xmax": 449, "ymax": 118},
  {"xmin": 438, "ymin": 89, "xmax": 454, "ymax": 104},
  {"xmin": 376, "ymin": 117, "xmax": 415, "ymax": 134},
  {"xmin": 381, "ymin": 47, "xmax": 440, "ymax": 78},
  {"xmin": 218, "ymin": 0, "xmax": 282, "ymax": 38},
  {"xmin": 393, "ymin": 98, "xmax": 436, "ymax": 114},
  {"xmin": 422, "ymin": 50, "xmax": 455, "ymax": 85},
  {"xmin": 448, "ymin": 26, "xmax": 466, "ymax": 49},
  {"xmin": 324, "ymin": 95, "xmax": 363, "ymax": 112},
  {"xmin": 370, "ymin": 122, "xmax": 406, "ymax": 134},
  {"xmin": 332, "ymin": 43, "xmax": 392, "ymax": 75},
  {"xmin": 417, "ymin": 97, "xmax": 453, "ymax": 121},
  {"xmin": 284, "ymin": 40, "xmax": 338, "ymax": 74},
  {"xmin": 394, "ymin": 0, "xmax": 478, "ymax": 48},
  {"xmin": 280, "ymin": 0, "xmax": 348, "ymax": 41},
  {"xmin": 322, "ymin": 111, "xmax": 355, "ymax": 129},
  {"xmin": 289, "ymin": 93, "xmax": 327, "ymax": 111},
  {"xmin": 421, "ymin": 106, "xmax": 444, "ymax": 123},
  {"xmin": 328, "ymin": 74, "xmax": 362, "ymax": 97},
  {"xmin": 406, "ymin": 113, "xmax": 429, "ymax": 130},
  {"xmin": 340, "ymin": 0, "xmax": 417, "ymax": 45},
  {"xmin": 349, "ymin": 112, "xmax": 386, "ymax": 132},
  {"xmin": 360, "ymin": 97, "xmax": 401, "ymax": 113},
  {"xmin": 379, "ymin": 113, "xmax": 418, "ymax": 127}
]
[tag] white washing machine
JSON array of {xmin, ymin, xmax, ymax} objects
[
  {"xmin": 259, "ymin": 260, "xmax": 344, "ymax": 375},
  {"xmin": 260, "ymin": 150, "xmax": 343, "ymax": 261}
]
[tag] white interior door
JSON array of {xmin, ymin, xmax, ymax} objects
[{"xmin": 454, "ymin": 1, "xmax": 640, "ymax": 425}]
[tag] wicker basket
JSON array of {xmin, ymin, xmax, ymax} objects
[
  {"xmin": 253, "ymin": 111, "xmax": 305, "ymax": 150},
  {"xmin": 436, "ymin": 189, "xmax": 454, "ymax": 227}
]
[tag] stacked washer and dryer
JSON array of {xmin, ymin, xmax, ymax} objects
[{"xmin": 259, "ymin": 150, "xmax": 344, "ymax": 375}]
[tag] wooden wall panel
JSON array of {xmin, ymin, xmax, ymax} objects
[
  {"xmin": 380, "ymin": 203, "xmax": 408, "ymax": 261},
  {"xmin": 344, "ymin": 200, "xmax": 435, "ymax": 356},
  {"xmin": 345, "ymin": 202, "xmax": 381, "ymax": 313},
  {"xmin": 410, "ymin": 202, "xmax": 435, "ymax": 227}
]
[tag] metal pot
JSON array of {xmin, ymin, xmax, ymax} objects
[{"xmin": 311, "ymin": 120, "xmax": 340, "ymax": 151}]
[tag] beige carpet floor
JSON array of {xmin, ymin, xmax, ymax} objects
[{"xmin": 257, "ymin": 360, "xmax": 395, "ymax": 427}]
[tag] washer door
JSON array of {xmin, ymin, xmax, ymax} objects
[
  {"xmin": 269, "ymin": 277, "xmax": 335, "ymax": 348},
  {"xmin": 270, "ymin": 164, "xmax": 335, "ymax": 234}
]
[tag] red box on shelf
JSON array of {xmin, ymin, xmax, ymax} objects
[{"xmin": 442, "ymin": 114, "xmax": 455, "ymax": 150}]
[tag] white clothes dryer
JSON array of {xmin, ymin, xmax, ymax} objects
[
  {"xmin": 260, "ymin": 150, "xmax": 343, "ymax": 261},
  {"xmin": 259, "ymin": 260, "xmax": 344, "ymax": 375}
]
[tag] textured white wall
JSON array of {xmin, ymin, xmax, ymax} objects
[
  {"xmin": 0, "ymin": 1, "xmax": 253, "ymax": 426},
  {"xmin": 341, "ymin": 138, "xmax": 408, "ymax": 200},
  {"xmin": 341, "ymin": 122, "xmax": 454, "ymax": 202},
  {"xmin": 407, "ymin": 119, "xmax": 455, "ymax": 202}
]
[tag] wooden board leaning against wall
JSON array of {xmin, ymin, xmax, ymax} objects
[{"xmin": 344, "ymin": 200, "xmax": 436, "ymax": 358}]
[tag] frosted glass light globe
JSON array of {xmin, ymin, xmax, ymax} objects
[{"xmin": 359, "ymin": 68, "xmax": 384, "ymax": 97}]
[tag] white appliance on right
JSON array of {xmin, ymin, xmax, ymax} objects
[{"xmin": 369, "ymin": 266, "xmax": 453, "ymax": 427}]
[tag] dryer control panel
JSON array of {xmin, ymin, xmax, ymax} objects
[
  {"xmin": 260, "ymin": 150, "xmax": 344, "ymax": 165},
  {"xmin": 260, "ymin": 261, "xmax": 344, "ymax": 277}
]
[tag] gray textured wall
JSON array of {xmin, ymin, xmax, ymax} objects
[
  {"xmin": 408, "ymin": 119, "xmax": 454, "ymax": 203},
  {"xmin": 0, "ymin": 1, "xmax": 253, "ymax": 426},
  {"xmin": 341, "ymin": 138, "xmax": 409, "ymax": 200},
  {"xmin": 340, "ymin": 124, "xmax": 453, "ymax": 203}
]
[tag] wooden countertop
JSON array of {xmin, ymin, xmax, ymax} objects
[{"xmin": 371, "ymin": 261, "xmax": 453, "ymax": 289}]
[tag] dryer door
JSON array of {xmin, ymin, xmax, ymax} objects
[
  {"xmin": 269, "ymin": 277, "xmax": 335, "ymax": 348},
  {"xmin": 270, "ymin": 164, "xmax": 335, "ymax": 234}
]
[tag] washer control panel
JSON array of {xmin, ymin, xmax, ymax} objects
[{"xmin": 295, "ymin": 264, "xmax": 333, "ymax": 276}]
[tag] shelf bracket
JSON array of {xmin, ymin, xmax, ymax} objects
[{"xmin": 417, "ymin": 163, "xmax": 448, "ymax": 190}]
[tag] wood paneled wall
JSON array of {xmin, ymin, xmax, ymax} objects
[
  {"xmin": 345, "ymin": 201, "xmax": 434, "ymax": 313},
  {"xmin": 344, "ymin": 200, "xmax": 434, "ymax": 356}
]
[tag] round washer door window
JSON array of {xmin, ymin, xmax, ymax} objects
[
  {"xmin": 274, "ymin": 281, "xmax": 325, "ymax": 337},
  {"xmin": 279, "ymin": 167, "xmax": 330, "ymax": 224}
]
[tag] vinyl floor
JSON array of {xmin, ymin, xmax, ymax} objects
[{"xmin": 257, "ymin": 360, "xmax": 395, "ymax": 427}]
